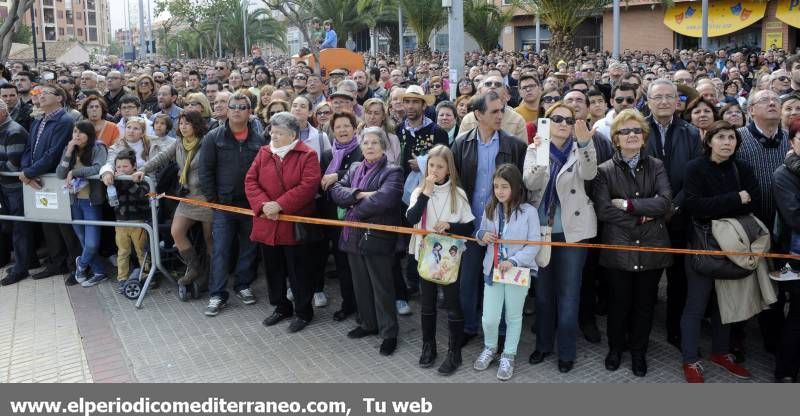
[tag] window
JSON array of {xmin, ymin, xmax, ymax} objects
[
  {"xmin": 44, "ymin": 9, "xmax": 55, "ymax": 24},
  {"xmin": 43, "ymin": 0, "xmax": 54, "ymax": 6},
  {"xmin": 66, "ymin": 10, "xmax": 73, "ymax": 24},
  {"xmin": 89, "ymin": 28, "xmax": 97, "ymax": 42},
  {"xmin": 67, "ymin": 27, "xmax": 73, "ymax": 35},
  {"xmin": 88, "ymin": 12, "xmax": 96, "ymax": 26},
  {"xmin": 45, "ymin": 26, "xmax": 56, "ymax": 41}
]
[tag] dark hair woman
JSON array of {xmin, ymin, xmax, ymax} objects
[{"xmin": 56, "ymin": 120, "xmax": 109, "ymax": 287}]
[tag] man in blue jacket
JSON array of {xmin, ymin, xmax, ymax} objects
[{"xmin": 21, "ymin": 85, "xmax": 79, "ymax": 281}]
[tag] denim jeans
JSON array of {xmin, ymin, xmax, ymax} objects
[
  {"xmin": 1, "ymin": 187, "xmax": 32, "ymax": 276},
  {"xmin": 790, "ymin": 232, "xmax": 800, "ymax": 271},
  {"xmin": 776, "ymin": 280, "xmax": 800, "ymax": 380},
  {"xmin": 534, "ymin": 233, "xmax": 588, "ymax": 361},
  {"xmin": 70, "ymin": 198, "xmax": 105, "ymax": 275},
  {"xmin": 459, "ymin": 240, "xmax": 486, "ymax": 335},
  {"xmin": 680, "ymin": 262, "xmax": 729, "ymax": 364},
  {"xmin": 482, "ymin": 280, "xmax": 528, "ymax": 355},
  {"xmin": 209, "ymin": 210, "xmax": 258, "ymax": 302}
]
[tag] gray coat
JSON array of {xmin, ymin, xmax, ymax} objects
[
  {"xmin": 56, "ymin": 143, "xmax": 108, "ymax": 206},
  {"xmin": 142, "ymin": 137, "xmax": 203, "ymax": 195}
]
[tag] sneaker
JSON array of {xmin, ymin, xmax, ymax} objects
[
  {"xmin": 236, "ymin": 288, "xmax": 256, "ymax": 305},
  {"xmin": 205, "ymin": 296, "xmax": 227, "ymax": 316},
  {"xmin": 769, "ymin": 264, "xmax": 800, "ymax": 281},
  {"xmin": 497, "ymin": 354, "xmax": 515, "ymax": 381},
  {"xmin": 313, "ymin": 292, "xmax": 328, "ymax": 307},
  {"xmin": 396, "ymin": 300, "xmax": 412, "ymax": 315},
  {"xmin": 81, "ymin": 273, "xmax": 108, "ymax": 288},
  {"xmin": 710, "ymin": 353, "xmax": 752, "ymax": 379},
  {"xmin": 473, "ymin": 347, "xmax": 498, "ymax": 371},
  {"xmin": 286, "ymin": 287, "xmax": 294, "ymax": 301},
  {"xmin": 74, "ymin": 257, "xmax": 89, "ymax": 284},
  {"xmin": 683, "ymin": 361, "xmax": 705, "ymax": 383}
]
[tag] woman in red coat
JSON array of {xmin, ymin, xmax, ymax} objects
[{"xmin": 245, "ymin": 112, "xmax": 322, "ymax": 333}]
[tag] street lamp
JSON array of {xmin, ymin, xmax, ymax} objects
[{"xmin": 444, "ymin": 0, "xmax": 463, "ymax": 101}]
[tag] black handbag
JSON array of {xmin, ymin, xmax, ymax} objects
[
  {"xmin": 357, "ymin": 229, "xmax": 397, "ymax": 255},
  {"xmin": 294, "ymin": 222, "xmax": 324, "ymax": 243},
  {"xmin": 688, "ymin": 163, "xmax": 752, "ymax": 280}
]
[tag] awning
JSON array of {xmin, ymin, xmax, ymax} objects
[
  {"xmin": 776, "ymin": 0, "xmax": 800, "ymax": 29},
  {"xmin": 663, "ymin": 0, "xmax": 766, "ymax": 38}
]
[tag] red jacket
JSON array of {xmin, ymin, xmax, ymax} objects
[{"xmin": 245, "ymin": 141, "xmax": 322, "ymax": 246}]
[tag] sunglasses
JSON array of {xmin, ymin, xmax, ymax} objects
[
  {"xmin": 430, "ymin": 84, "xmax": 442, "ymax": 88},
  {"xmin": 228, "ymin": 104, "xmax": 250, "ymax": 111},
  {"xmin": 483, "ymin": 81, "xmax": 503, "ymax": 88},
  {"xmin": 679, "ymin": 95, "xmax": 688, "ymax": 102},
  {"xmin": 294, "ymin": 75, "xmax": 308, "ymax": 80},
  {"xmin": 614, "ymin": 97, "xmax": 636, "ymax": 104},
  {"xmin": 776, "ymin": 76, "xmax": 790, "ymax": 82},
  {"xmin": 541, "ymin": 96, "xmax": 561, "ymax": 103},
  {"xmin": 549, "ymin": 115, "xmax": 576, "ymax": 125},
  {"xmin": 617, "ymin": 127, "xmax": 644, "ymax": 135}
]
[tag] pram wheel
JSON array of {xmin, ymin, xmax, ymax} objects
[
  {"xmin": 178, "ymin": 284, "xmax": 190, "ymax": 301},
  {"xmin": 122, "ymin": 279, "xmax": 143, "ymax": 300},
  {"xmin": 190, "ymin": 281, "xmax": 201, "ymax": 299}
]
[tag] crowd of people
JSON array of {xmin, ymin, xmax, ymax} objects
[{"xmin": 0, "ymin": 43, "xmax": 799, "ymax": 383}]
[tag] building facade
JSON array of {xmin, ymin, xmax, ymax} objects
[
  {"xmin": 497, "ymin": 0, "xmax": 800, "ymax": 53},
  {"xmin": 0, "ymin": 0, "xmax": 112, "ymax": 49}
]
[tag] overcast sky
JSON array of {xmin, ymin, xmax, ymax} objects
[{"xmin": 109, "ymin": 0, "xmax": 162, "ymax": 32}]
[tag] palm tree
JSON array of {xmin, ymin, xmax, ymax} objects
[
  {"xmin": 312, "ymin": 0, "xmax": 395, "ymax": 49},
  {"xmin": 398, "ymin": 0, "xmax": 447, "ymax": 57},
  {"xmin": 519, "ymin": 0, "xmax": 612, "ymax": 63},
  {"xmin": 464, "ymin": 0, "xmax": 517, "ymax": 53},
  {"xmin": 221, "ymin": 4, "xmax": 286, "ymax": 56}
]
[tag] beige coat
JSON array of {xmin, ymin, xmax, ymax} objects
[
  {"xmin": 523, "ymin": 139, "xmax": 598, "ymax": 243},
  {"xmin": 459, "ymin": 105, "xmax": 527, "ymax": 143}
]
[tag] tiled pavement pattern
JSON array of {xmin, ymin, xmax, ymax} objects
[
  {"xmin": 0, "ymin": 261, "xmax": 779, "ymax": 383},
  {"xmin": 96, "ymin": 266, "xmax": 777, "ymax": 383},
  {"xmin": 0, "ymin": 268, "xmax": 92, "ymax": 383}
]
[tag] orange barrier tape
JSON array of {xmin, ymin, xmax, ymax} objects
[{"xmin": 150, "ymin": 193, "xmax": 800, "ymax": 261}]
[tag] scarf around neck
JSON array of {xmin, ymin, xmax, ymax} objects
[
  {"xmin": 325, "ymin": 136, "xmax": 360, "ymax": 175},
  {"xmin": 343, "ymin": 154, "xmax": 387, "ymax": 241},
  {"xmin": 179, "ymin": 136, "xmax": 200, "ymax": 186},
  {"xmin": 541, "ymin": 137, "xmax": 574, "ymax": 219},
  {"xmin": 270, "ymin": 139, "xmax": 298, "ymax": 161}
]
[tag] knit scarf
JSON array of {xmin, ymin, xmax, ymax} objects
[
  {"xmin": 325, "ymin": 135, "xmax": 360, "ymax": 175},
  {"xmin": 343, "ymin": 155, "xmax": 387, "ymax": 241},
  {"xmin": 541, "ymin": 138, "xmax": 573, "ymax": 218},
  {"xmin": 179, "ymin": 136, "xmax": 200, "ymax": 186}
]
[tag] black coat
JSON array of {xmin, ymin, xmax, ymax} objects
[
  {"xmin": 396, "ymin": 121, "xmax": 449, "ymax": 175},
  {"xmin": 198, "ymin": 121, "xmax": 265, "ymax": 207},
  {"xmin": 773, "ymin": 154, "xmax": 800, "ymax": 250},
  {"xmin": 451, "ymin": 127, "xmax": 527, "ymax": 201},
  {"xmin": 592, "ymin": 152, "xmax": 673, "ymax": 272}
]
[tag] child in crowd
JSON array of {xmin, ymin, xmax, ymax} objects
[
  {"xmin": 112, "ymin": 149, "xmax": 151, "ymax": 292},
  {"xmin": 151, "ymin": 114, "xmax": 177, "ymax": 157},
  {"xmin": 406, "ymin": 145, "xmax": 474, "ymax": 376},
  {"xmin": 472, "ymin": 164, "xmax": 540, "ymax": 381}
]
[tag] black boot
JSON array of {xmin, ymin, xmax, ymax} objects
[
  {"xmin": 419, "ymin": 313, "xmax": 437, "ymax": 368},
  {"xmin": 438, "ymin": 319, "xmax": 463, "ymax": 376}
]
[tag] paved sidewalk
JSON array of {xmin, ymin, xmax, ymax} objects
[
  {"xmin": 0, "ymin": 270, "xmax": 92, "ymax": 383},
  {"xmin": 0, "ymin": 263, "xmax": 779, "ymax": 383}
]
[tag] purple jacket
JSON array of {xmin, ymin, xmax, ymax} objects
[{"xmin": 329, "ymin": 158, "xmax": 403, "ymax": 255}]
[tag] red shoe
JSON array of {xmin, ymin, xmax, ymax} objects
[
  {"xmin": 683, "ymin": 361, "xmax": 705, "ymax": 383},
  {"xmin": 710, "ymin": 353, "xmax": 751, "ymax": 379}
]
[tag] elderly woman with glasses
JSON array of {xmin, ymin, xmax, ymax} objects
[
  {"xmin": 330, "ymin": 127, "xmax": 404, "ymax": 356},
  {"xmin": 523, "ymin": 101, "xmax": 597, "ymax": 373},
  {"xmin": 246, "ymin": 112, "xmax": 322, "ymax": 334},
  {"xmin": 135, "ymin": 74, "xmax": 158, "ymax": 115},
  {"xmin": 592, "ymin": 109, "xmax": 673, "ymax": 377}
]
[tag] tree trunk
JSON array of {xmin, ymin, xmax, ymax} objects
[
  {"xmin": 548, "ymin": 28, "xmax": 574, "ymax": 67},
  {"xmin": 0, "ymin": 0, "xmax": 35, "ymax": 63}
]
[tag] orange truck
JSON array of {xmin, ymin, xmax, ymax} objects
[{"xmin": 292, "ymin": 48, "xmax": 365, "ymax": 78}]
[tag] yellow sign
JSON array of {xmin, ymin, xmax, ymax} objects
[
  {"xmin": 776, "ymin": 0, "xmax": 800, "ymax": 29},
  {"xmin": 765, "ymin": 32, "xmax": 784, "ymax": 49},
  {"xmin": 663, "ymin": 0, "xmax": 767, "ymax": 38}
]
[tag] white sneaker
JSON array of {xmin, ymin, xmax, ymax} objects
[
  {"xmin": 497, "ymin": 354, "xmax": 515, "ymax": 381},
  {"xmin": 313, "ymin": 292, "xmax": 328, "ymax": 307},
  {"xmin": 396, "ymin": 300, "xmax": 412, "ymax": 315},
  {"xmin": 770, "ymin": 264, "xmax": 800, "ymax": 281},
  {"xmin": 473, "ymin": 347, "xmax": 498, "ymax": 371},
  {"xmin": 286, "ymin": 287, "xmax": 294, "ymax": 301}
]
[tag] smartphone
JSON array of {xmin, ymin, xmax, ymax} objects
[{"xmin": 536, "ymin": 118, "xmax": 550, "ymax": 166}]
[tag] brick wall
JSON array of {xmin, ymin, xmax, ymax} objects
[{"xmin": 603, "ymin": 7, "xmax": 674, "ymax": 53}]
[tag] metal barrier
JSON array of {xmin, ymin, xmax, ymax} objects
[{"xmin": 0, "ymin": 172, "xmax": 171, "ymax": 309}]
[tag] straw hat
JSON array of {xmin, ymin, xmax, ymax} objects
[{"xmin": 401, "ymin": 85, "xmax": 435, "ymax": 106}]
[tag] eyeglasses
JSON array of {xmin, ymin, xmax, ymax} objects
[
  {"xmin": 754, "ymin": 97, "xmax": 780, "ymax": 105},
  {"xmin": 614, "ymin": 97, "xmax": 636, "ymax": 104},
  {"xmin": 57, "ymin": 79, "xmax": 72, "ymax": 84},
  {"xmin": 541, "ymin": 96, "xmax": 560, "ymax": 103},
  {"xmin": 430, "ymin": 84, "xmax": 442, "ymax": 88},
  {"xmin": 483, "ymin": 81, "xmax": 503, "ymax": 88},
  {"xmin": 138, "ymin": 81, "xmax": 152, "ymax": 86},
  {"xmin": 616, "ymin": 127, "xmax": 643, "ymax": 135},
  {"xmin": 649, "ymin": 94, "xmax": 677, "ymax": 102},
  {"xmin": 228, "ymin": 104, "xmax": 250, "ymax": 111},
  {"xmin": 316, "ymin": 110, "xmax": 332, "ymax": 117},
  {"xmin": 549, "ymin": 115, "xmax": 576, "ymax": 125},
  {"xmin": 776, "ymin": 76, "xmax": 790, "ymax": 82}
]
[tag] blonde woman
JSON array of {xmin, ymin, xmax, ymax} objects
[{"xmin": 255, "ymin": 84, "xmax": 277, "ymax": 125}]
